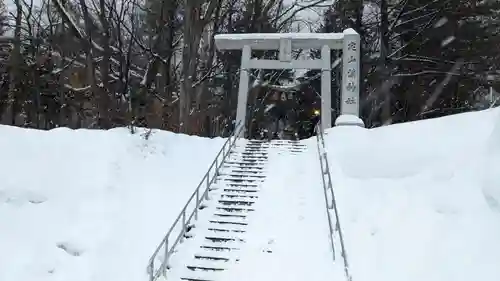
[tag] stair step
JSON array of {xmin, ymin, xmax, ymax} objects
[
  {"xmin": 224, "ymin": 172, "xmax": 266, "ymax": 177},
  {"xmin": 205, "ymin": 236, "xmax": 245, "ymax": 243},
  {"xmin": 269, "ymin": 141, "xmax": 301, "ymax": 144},
  {"xmin": 272, "ymin": 145, "xmax": 298, "ymax": 147},
  {"xmin": 194, "ymin": 254, "xmax": 230, "ymax": 262},
  {"xmin": 188, "ymin": 257, "xmax": 230, "ymax": 267},
  {"xmin": 226, "ymin": 183, "xmax": 259, "ymax": 187},
  {"xmin": 232, "ymin": 153, "xmax": 269, "ymax": 156},
  {"xmin": 223, "ymin": 188, "xmax": 259, "ymax": 193},
  {"xmin": 218, "ymin": 177, "xmax": 260, "ymax": 183},
  {"xmin": 219, "ymin": 194, "xmax": 258, "ymax": 199},
  {"xmin": 218, "ymin": 175, "xmax": 263, "ymax": 181},
  {"xmin": 202, "ymin": 242, "xmax": 244, "ymax": 250},
  {"xmin": 238, "ymin": 154, "xmax": 268, "ymax": 157},
  {"xmin": 227, "ymin": 156, "xmax": 267, "ymax": 160},
  {"xmin": 181, "ymin": 277, "xmax": 214, "ymax": 281},
  {"xmin": 218, "ymin": 173, "xmax": 266, "ymax": 178},
  {"xmin": 224, "ymin": 161, "xmax": 265, "ymax": 166},
  {"xmin": 209, "ymin": 220, "xmax": 248, "ymax": 226},
  {"xmin": 222, "ymin": 167, "xmax": 266, "ymax": 172},
  {"xmin": 228, "ymin": 169, "xmax": 265, "ymax": 174},
  {"xmin": 200, "ymin": 245, "xmax": 239, "ymax": 251},
  {"xmin": 225, "ymin": 164, "xmax": 266, "ymax": 168},
  {"xmin": 224, "ymin": 186, "xmax": 260, "ymax": 191},
  {"xmin": 218, "ymin": 197, "xmax": 256, "ymax": 202},
  {"xmin": 232, "ymin": 150, "xmax": 268, "ymax": 154},
  {"xmin": 204, "ymin": 231, "xmax": 246, "ymax": 238},
  {"xmin": 216, "ymin": 205, "xmax": 256, "ymax": 211},
  {"xmin": 242, "ymin": 149, "xmax": 268, "ymax": 152},
  {"xmin": 180, "ymin": 270, "xmax": 219, "ymax": 281},
  {"xmin": 225, "ymin": 172, "xmax": 266, "ymax": 177},
  {"xmin": 243, "ymin": 144, "xmax": 268, "ymax": 147},
  {"xmin": 186, "ymin": 265, "xmax": 225, "ymax": 272},
  {"xmin": 201, "ymin": 241, "xmax": 243, "ymax": 249},
  {"xmin": 239, "ymin": 156, "xmax": 268, "ymax": 160},
  {"xmin": 229, "ymin": 161, "xmax": 266, "ymax": 165},
  {"xmin": 271, "ymin": 144, "xmax": 303, "ymax": 147},
  {"xmin": 210, "ymin": 214, "xmax": 248, "ymax": 223},
  {"xmin": 228, "ymin": 155, "xmax": 268, "ymax": 161},
  {"xmin": 227, "ymin": 154, "xmax": 268, "ymax": 158},
  {"xmin": 213, "ymin": 212, "xmax": 247, "ymax": 218},
  {"xmin": 207, "ymin": 227, "xmax": 246, "ymax": 233},
  {"xmin": 218, "ymin": 199, "xmax": 255, "ymax": 206},
  {"xmin": 228, "ymin": 155, "xmax": 267, "ymax": 159}
]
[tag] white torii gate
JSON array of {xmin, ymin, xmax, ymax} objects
[{"xmin": 214, "ymin": 28, "xmax": 365, "ymax": 137}]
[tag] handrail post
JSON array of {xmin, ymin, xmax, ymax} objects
[
  {"xmin": 195, "ymin": 189, "xmax": 199, "ymax": 220},
  {"xmin": 205, "ymin": 176, "xmax": 210, "ymax": 200},
  {"xmin": 165, "ymin": 237, "xmax": 169, "ymax": 270},
  {"xmin": 182, "ymin": 212, "xmax": 186, "ymax": 237},
  {"xmin": 148, "ymin": 263, "xmax": 153, "ymax": 281}
]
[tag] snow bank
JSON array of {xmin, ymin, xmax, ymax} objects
[
  {"xmin": 0, "ymin": 126, "xmax": 225, "ymax": 281},
  {"xmin": 482, "ymin": 109, "xmax": 500, "ymax": 212},
  {"xmin": 325, "ymin": 108, "xmax": 500, "ymax": 281}
]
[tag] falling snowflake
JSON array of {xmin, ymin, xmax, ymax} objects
[
  {"xmin": 441, "ymin": 36, "xmax": 455, "ymax": 47},
  {"xmin": 434, "ymin": 17, "xmax": 448, "ymax": 28}
]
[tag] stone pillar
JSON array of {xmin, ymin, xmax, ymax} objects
[{"xmin": 336, "ymin": 28, "xmax": 365, "ymax": 127}]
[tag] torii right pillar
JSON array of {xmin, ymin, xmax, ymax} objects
[{"xmin": 335, "ymin": 28, "xmax": 365, "ymax": 128}]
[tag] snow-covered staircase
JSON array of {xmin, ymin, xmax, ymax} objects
[{"xmin": 165, "ymin": 139, "xmax": 307, "ymax": 281}]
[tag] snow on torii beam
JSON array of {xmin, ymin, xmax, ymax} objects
[{"xmin": 214, "ymin": 29, "xmax": 364, "ymax": 137}]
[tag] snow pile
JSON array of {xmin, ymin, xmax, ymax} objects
[
  {"xmin": 326, "ymin": 108, "xmax": 500, "ymax": 281},
  {"xmin": 482, "ymin": 109, "xmax": 500, "ymax": 212},
  {"xmin": 0, "ymin": 126, "xmax": 225, "ymax": 281}
]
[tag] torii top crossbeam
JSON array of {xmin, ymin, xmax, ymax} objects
[{"xmin": 214, "ymin": 32, "xmax": 346, "ymax": 50}]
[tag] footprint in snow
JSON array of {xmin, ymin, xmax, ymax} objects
[
  {"xmin": 56, "ymin": 242, "xmax": 83, "ymax": 257},
  {"xmin": 483, "ymin": 193, "xmax": 500, "ymax": 213},
  {"xmin": 1, "ymin": 189, "xmax": 47, "ymax": 205}
]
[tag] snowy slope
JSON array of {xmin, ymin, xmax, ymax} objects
[
  {"xmin": 0, "ymin": 126, "xmax": 225, "ymax": 281},
  {"xmin": 2, "ymin": 107, "xmax": 500, "ymax": 281},
  {"xmin": 326, "ymin": 108, "xmax": 500, "ymax": 281}
]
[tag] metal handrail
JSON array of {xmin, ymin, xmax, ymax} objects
[
  {"xmin": 315, "ymin": 122, "xmax": 352, "ymax": 281},
  {"xmin": 147, "ymin": 121, "xmax": 244, "ymax": 281}
]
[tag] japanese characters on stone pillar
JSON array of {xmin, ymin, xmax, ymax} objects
[{"xmin": 342, "ymin": 28, "xmax": 360, "ymax": 117}]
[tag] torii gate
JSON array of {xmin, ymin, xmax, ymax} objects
[{"xmin": 214, "ymin": 29, "xmax": 365, "ymax": 137}]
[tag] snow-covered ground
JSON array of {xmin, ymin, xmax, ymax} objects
[
  {"xmin": 2, "ymin": 107, "xmax": 500, "ymax": 281},
  {"xmin": 0, "ymin": 126, "xmax": 225, "ymax": 281},
  {"xmin": 328, "ymin": 108, "xmax": 500, "ymax": 281}
]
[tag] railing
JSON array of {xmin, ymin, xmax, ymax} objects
[
  {"xmin": 147, "ymin": 121, "xmax": 244, "ymax": 281},
  {"xmin": 315, "ymin": 122, "xmax": 352, "ymax": 281}
]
